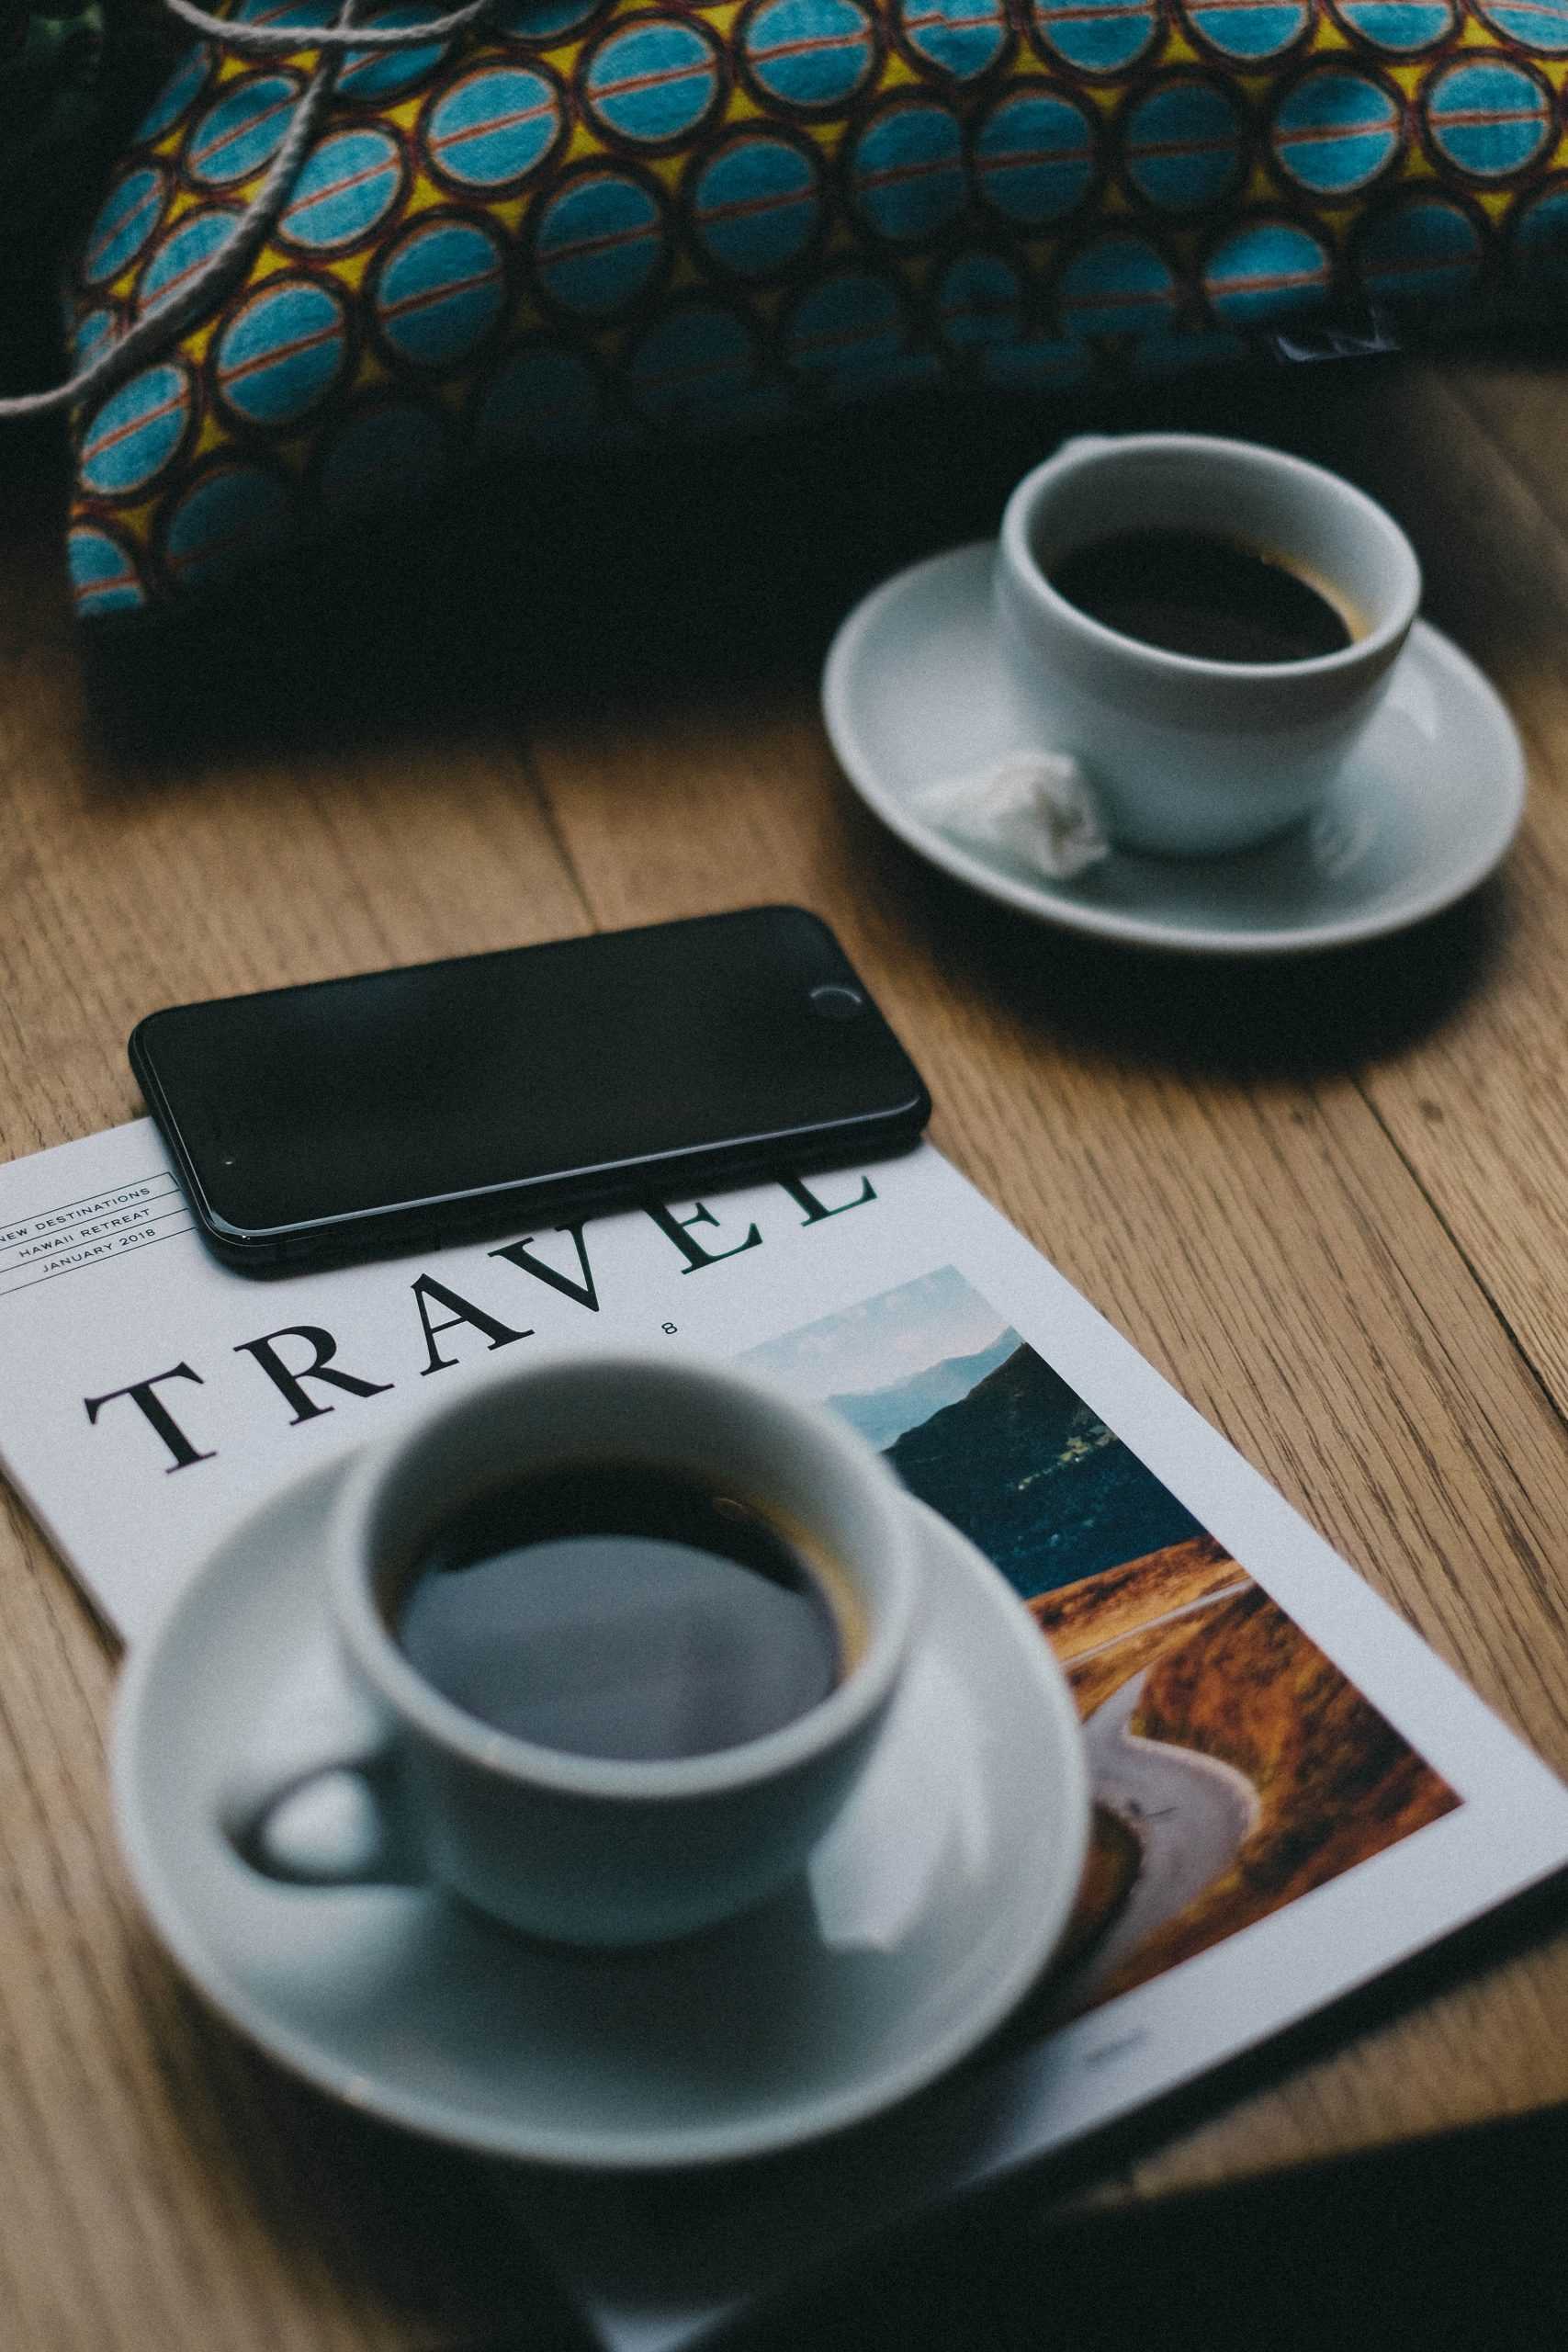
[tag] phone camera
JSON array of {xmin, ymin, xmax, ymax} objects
[{"xmin": 810, "ymin": 984, "xmax": 864, "ymax": 1022}]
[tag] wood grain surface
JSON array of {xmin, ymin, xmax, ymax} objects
[{"xmin": 5, "ymin": 343, "xmax": 1568, "ymax": 2346}]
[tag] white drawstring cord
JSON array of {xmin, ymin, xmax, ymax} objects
[
  {"xmin": 160, "ymin": 0, "xmax": 490, "ymax": 51},
  {"xmin": 0, "ymin": 0, "xmax": 494, "ymax": 422}
]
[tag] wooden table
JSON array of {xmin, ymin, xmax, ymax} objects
[{"xmin": 6, "ymin": 343, "xmax": 1568, "ymax": 2349}]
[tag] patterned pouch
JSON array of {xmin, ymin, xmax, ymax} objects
[{"xmin": 51, "ymin": 0, "xmax": 1568, "ymax": 616}]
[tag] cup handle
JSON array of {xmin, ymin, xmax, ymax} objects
[{"xmin": 220, "ymin": 1678, "xmax": 427, "ymax": 1888}]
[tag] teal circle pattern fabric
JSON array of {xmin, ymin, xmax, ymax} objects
[{"xmin": 65, "ymin": 0, "xmax": 1568, "ymax": 614}]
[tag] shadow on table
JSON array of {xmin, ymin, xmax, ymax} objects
[
  {"xmin": 146, "ymin": 1856, "xmax": 1568, "ymax": 2352},
  {"xmin": 499, "ymin": 1866, "xmax": 1568, "ymax": 2352},
  {"xmin": 44, "ymin": 350, "xmax": 1560, "ymax": 2351},
  {"xmin": 69, "ymin": 351, "xmax": 1523, "ymax": 1070},
  {"xmin": 730, "ymin": 2100, "xmax": 1568, "ymax": 2352},
  {"xmin": 855, "ymin": 811, "xmax": 1509, "ymax": 1079},
  {"xmin": 71, "ymin": 350, "xmax": 1501, "ymax": 767},
  {"xmin": 152, "ymin": 1963, "xmax": 586, "ymax": 2351}
]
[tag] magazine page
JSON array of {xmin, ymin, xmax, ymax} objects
[
  {"xmin": 502, "ymin": 1172, "xmax": 1568, "ymax": 2349},
  {"xmin": 0, "ymin": 1119, "xmax": 965, "ymax": 1639},
  {"xmin": 3, "ymin": 1120, "xmax": 1566, "ymax": 2350}
]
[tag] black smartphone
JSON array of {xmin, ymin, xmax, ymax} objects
[{"xmin": 129, "ymin": 906, "xmax": 931, "ymax": 1272}]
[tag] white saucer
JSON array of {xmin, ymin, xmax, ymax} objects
[
  {"xmin": 822, "ymin": 542, "xmax": 1526, "ymax": 956},
  {"xmin": 112, "ymin": 1462, "xmax": 1089, "ymax": 2171}
]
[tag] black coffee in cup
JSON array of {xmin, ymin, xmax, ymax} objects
[
  {"xmin": 1048, "ymin": 527, "xmax": 1354, "ymax": 664},
  {"xmin": 394, "ymin": 1462, "xmax": 856, "ymax": 1761}
]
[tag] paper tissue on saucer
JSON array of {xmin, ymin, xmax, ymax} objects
[{"xmin": 914, "ymin": 754, "xmax": 1111, "ymax": 883}]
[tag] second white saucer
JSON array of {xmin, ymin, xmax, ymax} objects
[
  {"xmin": 114, "ymin": 1458, "xmax": 1089, "ymax": 2171},
  {"xmin": 823, "ymin": 542, "xmax": 1525, "ymax": 956}
]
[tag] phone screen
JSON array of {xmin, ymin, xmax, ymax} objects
[{"xmin": 130, "ymin": 908, "xmax": 929, "ymax": 1254}]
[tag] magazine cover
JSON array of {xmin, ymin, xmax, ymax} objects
[
  {"xmin": 1, "ymin": 1119, "xmax": 1564, "ymax": 2350},
  {"xmin": 742, "ymin": 1267, "xmax": 1458, "ymax": 2030}
]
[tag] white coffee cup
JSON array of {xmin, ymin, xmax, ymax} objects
[
  {"xmin": 994, "ymin": 433, "xmax": 1422, "ymax": 857},
  {"xmin": 222, "ymin": 1350, "xmax": 919, "ymax": 1947}
]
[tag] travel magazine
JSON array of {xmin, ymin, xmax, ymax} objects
[{"xmin": 3, "ymin": 1117, "xmax": 1567, "ymax": 2349}]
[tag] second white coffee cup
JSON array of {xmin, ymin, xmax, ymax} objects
[
  {"xmin": 222, "ymin": 1350, "xmax": 919, "ymax": 1946},
  {"xmin": 994, "ymin": 433, "xmax": 1422, "ymax": 857}
]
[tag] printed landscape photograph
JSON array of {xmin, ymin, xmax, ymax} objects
[{"xmin": 743, "ymin": 1269, "xmax": 1460, "ymax": 2016}]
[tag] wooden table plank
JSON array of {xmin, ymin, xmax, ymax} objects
[
  {"xmin": 6, "ymin": 340, "xmax": 1568, "ymax": 2346},
  {"xmin": 513, "ymin": 367, "xmax": 1568, "ymax": 2191},
  {"xmin": 0, "ymin": 451, "xmax": 589, "ymax": 2351},
  {"xmin": 1274, "ymin": 362, "xmax": 1568, "ymax": 1438}
]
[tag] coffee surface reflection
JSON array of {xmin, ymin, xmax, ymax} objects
[
  {"xmin": 1049, "ymin": 527, "xmax": 1355, "ymax": 665},
  {"xmin": 394, "ymin": 1461, "xmax": 849, "ymax": 1760}
]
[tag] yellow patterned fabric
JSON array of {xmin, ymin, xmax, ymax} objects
[{"xmin": 67, "ymin": 0, "xmax": 1568, "ymax": 614}]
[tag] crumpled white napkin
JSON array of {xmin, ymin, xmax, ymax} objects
[{"xmin": 913, "ymin": 752, "xmax": 1111, "ymax": 881}]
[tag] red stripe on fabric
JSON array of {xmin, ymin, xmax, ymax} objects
[
  {"xmin": 1036, "ymin": 2, "xmax": 1153, "ymax": 24},
  {"xmin": 220, "ymin": 315, "xmax": 342, "ymax": 387},
  {"xmin": 81, "ymin": 556, "xmax": 141, "ymax": 595},
  {"xmin": 540, "ymin": 211, "xmax": 658, "ymax": 266},
  {"xmin": 979, "ymin": 144, "xmax": 1088, "ymax": 167},
  {"xmin": 139, "ymin": 229, "xmax": 235, "ymax": 311},
  {"xmin": 1427, "ymin": 103, "xmax": 1550, "ymax": 128},
  {"xmin": 697, "ymin": 182, "xmax": 812, "ymax": 226},
  {"xmin": 588, "ymin": 57, "xmax": 715, "ymax": 103},
  {"xmin": 189, "ymin": 89, "xmax": 298, "ymax": 177},
  {"xmin": 84, "ymin": 386, "xmax": 186, "ymax": 465},
  {"xmin": 432, "ymin": 97, "xmax": 558, "ymax": 155},
  {"xmin": 902, "ymin": 6, "xmax": 998, "ymax": 28},
  {"xmin": 1206, "ymin": 266, "xmax": 1327, "ymax": 292},
  {"xmin": 855, "ymin": 155, "xmax": 961, "ymax": 194},
  {"xmin": 380, "ymin": 259, "xmax": 503, "ymax": 321},
  {"xmin": 1275, "ymin": 113, "xmax": 1398, "ymax": 146},
  {"xmin": 289, "ymin": 154, "xmax": 400, "ymax": 218},
  {"xmin": 85, "ymin": 183, "xmax": 163, "ymax": 277},
  {"xmin": 747, "ymin": 29, "xmax": 870, "ymax": 63}
]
